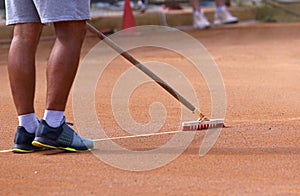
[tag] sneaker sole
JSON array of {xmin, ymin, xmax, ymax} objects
[
  {"xmin": 32, "ymin": 141, "xmax": 91, "ymax": 152},
  {"xmin": 223, "ymin": 20, "xmax": 238, "ymax": 25},
  {"xmin": 12, "ymin": 148, "xmax": 35, "ymax": 153},
  {"xmin": 12, "ymin": 145, "xmax": 47, "ymax": 153},
  {"xmin": 12, "ymin": 147, "xmax": 47, "ymax": 153},
  {"xmin": 193, "ymin": 25, "xmax": 211, "ymax": 30},
  {"xmin": 214, "ymin": 20, "xmax": 238, "ymax": 26}
]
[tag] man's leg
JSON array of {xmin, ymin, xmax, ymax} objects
[
  {"xmin": 8, "ymin": 23, "xmax": 42, "ymax": 115},
  {"xmin": 32, "ymin": 20, "xmax": 93, "ymax": 152},
  {"xmin": 46, "ymin": 21, "xmax": 86, "ymax": 112},
  {"xmin": 8, "ymin": 23, "xmax": 45, "ymax": 153},
  {"xmin": 42, "ymin": 20, "xmax": 86, "ymax": 128}
]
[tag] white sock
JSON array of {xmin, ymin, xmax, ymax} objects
[
  {"xmin": 216, "ymin": 5, "xmax": 226, "ymax": 13},
  {"xmin": 194, "ymin": 10, "xmax": 201, "ymax": 16},
  {"xmin": 43, "ymin": 110, "xmax": 64, "ymax": 128},
  {"xmin": 18, "ymin": 113, "xmax": 39, "ymax": 134}
]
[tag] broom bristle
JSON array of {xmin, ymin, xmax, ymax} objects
[{"xmin": 182, "ymin": 119, "xmax": 224, "ymax": 131}]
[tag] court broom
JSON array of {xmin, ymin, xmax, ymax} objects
[{"xmin": 86, "ymin": 22, "xmax": 224, "ymax": 133}]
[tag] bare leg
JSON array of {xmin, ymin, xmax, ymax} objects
[
  {"xmin": 7, "ymin": 23, "xmax": 43, "ymax": 115},
  {"xmin": 215, "ymin": 0, "xmax": 225, "ymax": 7},
  {"xmin": 190, "ymin": 0, "xmax": 201, "ymax": 12},
  {"xmin": 190, "ymin": 0, "xmax": 211, "ymax": 29},
  {"xmin": 46, "ymin": 21, "xmax": 86, "ymax": 111},
  {"xmin": 214, "ymin": 0, "xmax": 238, "ymax": 24},
  {"xmin": 190, "ymin": 0, "xmax": 225, "ymax": 12}
]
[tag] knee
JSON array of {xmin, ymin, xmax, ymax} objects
[
  {"xmin": 13, "ymin": 23, "xmax": 43, "ymax": 44},
  {"xmin": 55, "ymin": 21, "xmax": 87, "ymax": 42}
]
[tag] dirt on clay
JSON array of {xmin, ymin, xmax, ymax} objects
[{"xmin": 0, "ymin": 22, "xmax": 299, "ymax": 195}]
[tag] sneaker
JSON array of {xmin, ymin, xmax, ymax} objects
[
  {"xmin": 193, "ymin": 11, "xmax": 211, "ymax": 30},
  {"xmin": 12, "ymin": 126, "xmax": 45, "ymax": 153},
  {"xmin": 214, "ymin": 8, "xmax": 238, "ymax": 25},
  {"xmin": 32, "ymin": 117, "xmax": 94, "ymax": 152}
]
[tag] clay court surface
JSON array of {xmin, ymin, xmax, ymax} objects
[{"xmin": 0, "ymin": 23, "xmax": 299, "ymax": 195}]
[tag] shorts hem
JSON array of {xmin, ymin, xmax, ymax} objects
[
  {"xmin": 41, "ymin": 17, "xmax": 91, "ymax": 24},
  {"xmin": 6, "ymin": 19, "xmax": 41, "ymax": 26}
]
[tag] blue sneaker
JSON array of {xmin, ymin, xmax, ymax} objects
[
  {"xmin": 32, "ymin": 117, "xmax": 94, "ymax": 152},
  {"xmin": 12, "ymin": 126, "xmax": 45, "ymax": 153}
]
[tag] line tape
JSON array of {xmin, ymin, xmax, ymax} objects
[
  {"xmin": 0, "ymin": 149, "xmax": 13, "ymax": 153},
  {"xmin": 230, "ymin": 117, "xmax": 300, "ymax": 123},
  {"xmin": 92, "ymin": 130, "xmax": 185, "ymax": 142}
]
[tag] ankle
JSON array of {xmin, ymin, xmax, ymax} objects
[
  {"xmin": 43, "ymin": 110, "xmax": 64, "ymax": 128},
  {"xmin": 18, "ymin": 113, "xmax": 39, "ymax": 133}
]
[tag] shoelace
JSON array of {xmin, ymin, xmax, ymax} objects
[
  {"xmin": 64, "ymin": 122, "xmax": 82, "ymax": 138},
  {"xmin": 66, "ymin": 122, "xmax": 74, "ymax": 126}
]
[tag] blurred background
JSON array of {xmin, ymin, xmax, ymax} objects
[{"xmin": 0, "ymin": 0, "xmax": 300, "ymax": 39}]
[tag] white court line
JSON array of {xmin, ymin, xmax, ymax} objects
[
  {"xmin": 0, "ymin": 132, "xmax": 188, "ymax": 152},
  {"xmin": 0, "ymin": 131, "xmax": 189, "ymax": 152},
  {"xmin": 92, "ymin": 119, "xmax": 224, "ymax": 142},
  {"xmin": 0, "ymin": 149, "xmax": 13, "ymax": 153},
  {"xmin": 230, "ymin": 117, "xmax": 300, "ymax": 123},
  {"xmin": 92, "ymin": 130, "xmax": 185, "ymax": 142}
]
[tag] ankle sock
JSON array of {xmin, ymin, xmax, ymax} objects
[
  {"xmin": 194, "ymin": 10, "xmax": 202, "ymax": 16},
  {"xmin": 18, "ymin": 113, "xmax": 39, "ymax": 134},
  {"xmin": 216, "ymin": 5, "xmax": 226, "ymax": 13},
  {"xmin": 43, "ymin": 110, "xmax": 64, "ymax": 128}
]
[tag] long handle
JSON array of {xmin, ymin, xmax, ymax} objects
[{"xmin": 86, "ymin": 22, "xmax": 207, "ymax": 121}]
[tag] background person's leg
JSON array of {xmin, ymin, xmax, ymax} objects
[
  {"xmin": 190, "ymin": 0, "xmax": 211, "ymax": 29},
  {"xmin": 215, "ymin": 0, "xmax": 225, "ymax": 7},
  {"xmin": 214, "ymin": 0, "xmax": 238, "ymax": 25},
  {"xmin": 190, "ymin": 0, "xmax": 201, "ymax": 12}
]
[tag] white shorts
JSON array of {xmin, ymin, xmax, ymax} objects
[{"xmin": 5, "ymin": 0, "xmax": 91, "ymax": 25}]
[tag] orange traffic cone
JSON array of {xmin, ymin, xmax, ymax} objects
[{"xmin": 121, "ymin": 0, "xmax": 136, "ymax": 31}]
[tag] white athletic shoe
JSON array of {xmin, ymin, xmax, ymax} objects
[
  {"xmin": 193, "ymin": 11, "xmax": 211, "ymax": 30},
  {"xmin": 214, "ymin": 8, "xmax": 238, "ymax": 25}
]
